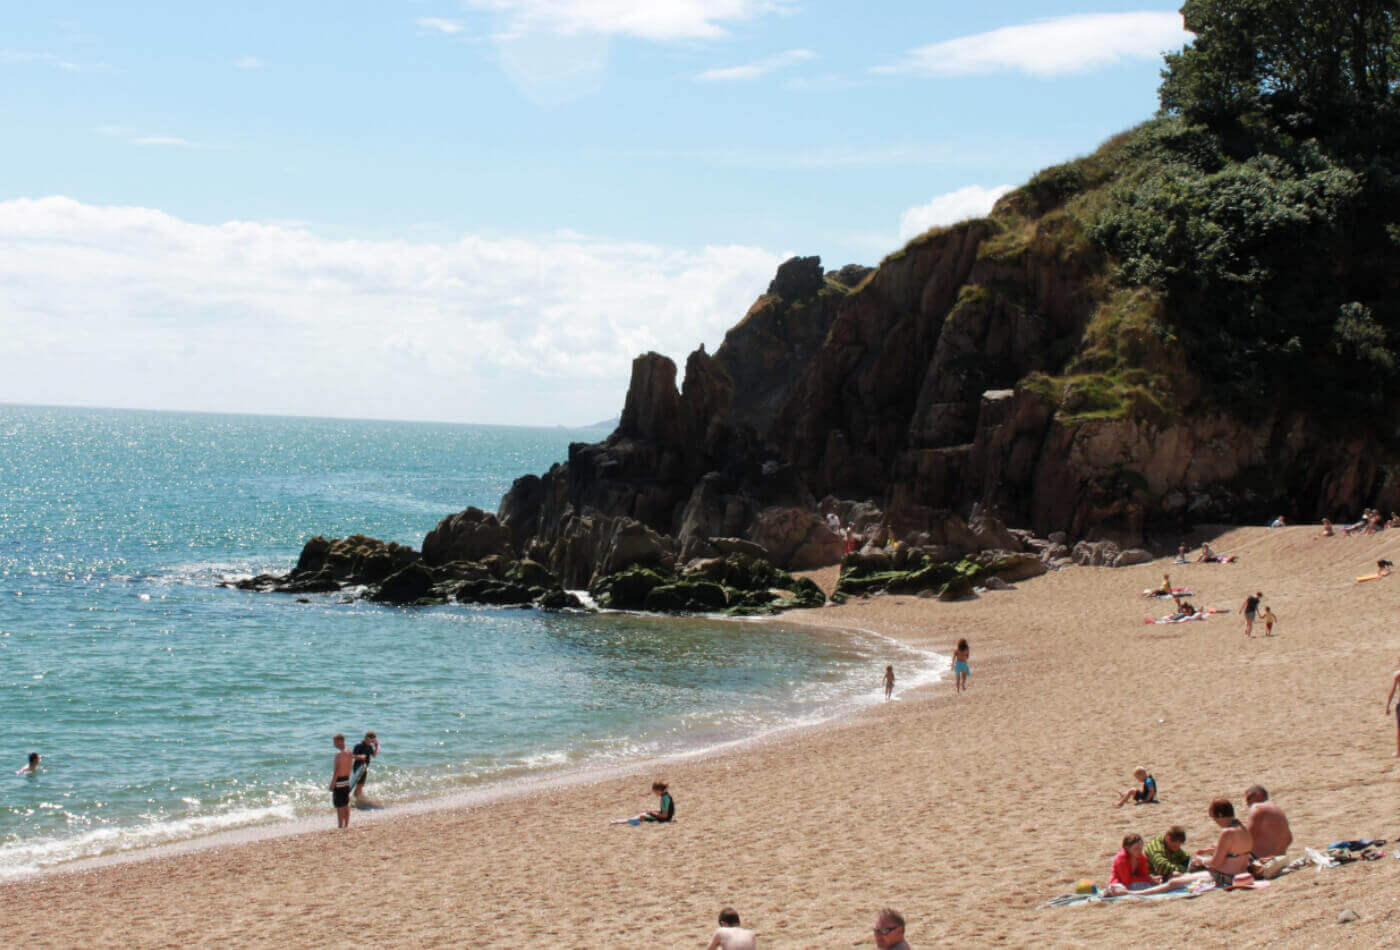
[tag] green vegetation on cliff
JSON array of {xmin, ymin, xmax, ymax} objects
[{"xmin": 905, "ymin": 0, "xmax": 1400, "ymax": 422}]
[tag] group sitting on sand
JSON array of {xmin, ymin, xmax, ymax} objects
[{"xmin": 1105, "ymin": 786, "xmax": 1293, "ymax": 896}]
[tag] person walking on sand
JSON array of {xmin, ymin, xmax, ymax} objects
[
  {"xmin": 1386, "ymin": 657, "xmax": 1400, "ymax": 756},
  {"xmin": 329, "ymin": 734, "xmax": 354, "ymax": 829},
  {"xmin": 883, "ymin": 664, "xmax": 895, "ymax": 700},
  {"xmin": 1261, "ymin": 605, "xmax": 1277, "ymax": 637},
  {"xmin": 706, "ymin": 907, "xmax": 756, "ymax": 950},
  {"xmin": 952, "ymin": 639, "xmax": 970, "ymax": 693},
  {"xmin": 1239, "ymin": 591, "xmax": 1262, "ymax": 637},
  {"xmin": 872, "ymin": 909, "xmax": 910, "ymax": 950}
]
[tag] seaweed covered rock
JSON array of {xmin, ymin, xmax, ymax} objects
[
  {"xmin": 535, "ymin": 588, "xmax": 586, "ymax": 611},
  {"xmin": 590, "ymin": 566, "xmax": 669, "ymax": 610},
  {"xmin": 370, "ymin": 563, "xmax": 436, "ymax": 604},
  {"xmin": 644, "ymin": 580, "xmax": 729, "ymax": 613}
]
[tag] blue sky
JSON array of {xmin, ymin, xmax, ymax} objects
[{"xmin": 1, "ymin": 2, "xmax": 1188, "ymax": 425}]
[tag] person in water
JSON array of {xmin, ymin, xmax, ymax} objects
[
  {"xmin": 352, "ymin": 730, "xmax": 379, "ymax": 803},
  {"xmin": 952, "ymin": 639, "xmax": 970, "ymax": 693},
  {"xmin": 883, "ymin": 665, "xmax": 895, "ymax": 700},
  {"xmin": 611, "ymin": 781, "xmax": 674, "ymax": 824},
  {"xmin": 1116, "ymin": 766, "xmax": 1157, "ymax": 806},
  {"xmin": 329, "ymin": 734, "xmax": 354, "ymax": 829},
  {"xmin": 16, "ymin": 752, "xmax": 40, "ymax": 775}
]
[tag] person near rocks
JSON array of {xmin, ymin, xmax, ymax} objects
[
  {"xmin": 1144, "ymin": 825, "xmax": 1191, "ymax": 877},
  {"xmin": 1243, "ymin": 785, "xmax": 1292, "ymax": 877},
  {"xmin": 1116, "ymin": 766, "xmax": 1156, "ymax": 807},
  {"xmin": 1269, "ymin": 515, "xmax": 1286, "ymax": 528},
  {"xmin": 1386, "ymin": 656, "xmax": 1400, "ymax": 757},
  {"xmin": 883, "ymin": 664, "xmax": 895, "ymax": 700},
  {"xmin": 1261, "ymin": 605, "xmax": 1277, "ymax": 636},
  {"xmin": 1195, "ymin": 541, "xmax": 1216, "ymax": 563},
  {"xmin": 610, "ymin": 780, "xmax": 674, "ymax": 824},
  {"xmin": 951, "ymin": 639, "xmax": 970, "ymax": 693},
  {"xmin": 16, "ymin": 752, "xmax": 40, "ymax": 775},
  {"xmin": 1239, "ymin": 591, "xmax": 1262, "ymax": 637},
  {"xmin": 872, "ymin": 908, "xmax": 910, "ymax": 950},
  {"xmin": 1175, "ymin": 543, "xmax": 1189, "ymax": 564},
  {"xmin": 843, "ymin": 524, "xmax": 857, "ymax": 555},
  {"xmin": 1196, "ymin": 798, "xmax": 1253, "ymax": 888},
  {"xmin": 705, "ymin": 907, "xmax": 756, "ymax": 950},
  {"xmin": 1318, "ymin": 518, "xmax": 1334, "ymax": 538},
  {"xmin": 329, "ymin": 734, "xmax": 354, "ymax": 829},
  {"xmin": 352, "ymin": 730, "xmax": 379, "ymax": 804}
]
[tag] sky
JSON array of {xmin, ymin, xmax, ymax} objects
[{"xmin": 0, "ymin": 2, "xmax": 1190, "ymax": 426}]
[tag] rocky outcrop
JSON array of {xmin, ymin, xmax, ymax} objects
[{"xmin": 422, "ymin": 508, "xmax": 515, "ymax": 566}]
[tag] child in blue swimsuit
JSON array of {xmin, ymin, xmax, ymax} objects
[{"xmin": 952, "ymin": 639, "xmax": 970, "ymax": 693}]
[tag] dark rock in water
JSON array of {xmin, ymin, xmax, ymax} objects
[
  {"xmin": 644, "ymin": 580, "xmax": 729, "ymax": 613},
  {"xmin": 591, "ymin": 566, "xmax": 669, "ymax": 610},
  {"xmin": 506, "ymin": 558, "xmax": 557, "ymax": 589},
  {"xmin": 423, "ymin": 507, "xmax": 515, "ymax": 566},
  {"xmin": 453, "ymin": 578, "xmax": 537, "ymax": 606},
  {"xmin": 535, "ymin": 588, "xmax": 585, "ymax": 611},
  {"xmin": 370, "ymin": 563, "xmax": 434, "ymax": 604},
  {"xmin": 767, "ymin": 255, "xmax": 824, "ymax": 302}
]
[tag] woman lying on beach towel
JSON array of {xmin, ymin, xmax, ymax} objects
[{"xmin": 610, "ymin": 780, "xmax": 675, "ymax": 825}]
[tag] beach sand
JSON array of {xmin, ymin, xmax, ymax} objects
[{"xmin": 6, "ymin": 526, "xmax": 1400, "ymax": 947}]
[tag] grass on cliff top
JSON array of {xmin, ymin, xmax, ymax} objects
[{"xmin": 1021, "ymin": 369, "xmax": 1173, "ymax": 423}]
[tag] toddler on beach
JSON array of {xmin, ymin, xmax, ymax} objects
[
  {"xmin": 883, "ymin": 664, "xmax": 895, "ymax": 700},
  {"xmin": 1116, "ymin": 766, "xmax": 1157, "ymax": 807},
  {"xmin": 952, "ymin": 639, "xmax": 970, "ymax": 693}
]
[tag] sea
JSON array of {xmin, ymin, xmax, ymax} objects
[{"xmin": 0, "ymin": 403, "xmax": 944, "ymax": 880}]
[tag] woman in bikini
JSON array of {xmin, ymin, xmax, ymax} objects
[{"xmin": 1197, "ymin": 797, "xmax": 1253, "ymax": 888}]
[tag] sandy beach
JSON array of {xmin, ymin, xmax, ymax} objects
[{"xmin": 6, "ymin": 526, "xmax": 1400, "ymax": 947}]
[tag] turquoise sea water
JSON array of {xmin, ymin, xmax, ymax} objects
[{"xmin": 0, "ymin": 404, "xmax": 941, "ymax": 879}]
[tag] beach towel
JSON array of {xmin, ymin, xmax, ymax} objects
[
  {"xmin": 1045, "ymin": 881, "xmax": 1216, "ymax": 906},
  {"xmin": 1145, "ymin": 612, "xmax": 1207, "ymax": 624},
  {"xmin": 1145, "ymin": 588, "xmax": 1195, "ymax": 598},
  {"xmin": 1203, "ymin": 554, "xmax": 1238, "ymax": 563},
  {"xmin": 1355, "ymin": 573, "xmax": 1386, "ymax": 582}
]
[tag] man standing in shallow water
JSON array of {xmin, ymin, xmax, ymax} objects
[{"xmin": 329, "ymin": 734, "xmax": 354, "ymax": 829}]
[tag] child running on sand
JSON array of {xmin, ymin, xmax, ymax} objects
[
  {"xmin": 1116, "ymin": 766, "xmax": 1157, "ymax": 806},
  {"xmin": 952, "ymin": 639, "xmax": 970, "ymax": 693},
  {"xmin": 883, "ymin": 664, "xmax": 895, "ymax": 700}
]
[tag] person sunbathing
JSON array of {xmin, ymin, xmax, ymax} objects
[
  {"xmin": 1152, "ymin": 573, "xmax": 1173, "ymax": 596},
  {"xmin": 1195, "ymin": 542, "xmax": 1215, "ymax": 563}
]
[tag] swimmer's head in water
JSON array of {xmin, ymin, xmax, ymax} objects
[{"xmin": 28, "ymin": 752, "xmax": 39, "ymax": 766}]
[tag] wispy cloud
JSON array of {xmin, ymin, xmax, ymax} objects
[
  {"xmin": 234, "ymin": 55, "xmax": 263, "ymax": 69},
  {"xmin": 876, "ymin": 11, "xmax": 1188, "ymax": 78},
  {"xmin": 0, "ymin": 197, "xmax": 784, "ymax": 425},
  {"xmin": 465, "ymin": 0, "xmax": 791, "ymax": 41},
  {"xmin": 1, "ymin": 49, "xmax": 104, "ymax": 72},
  {"xmin": 898, "ymin": 184, "xmax": 1014, "ymax": 242},
  {"xmin": 98, "ymin": 126, "xmax": 212, "ymax": 149},
  {"xmin": 696, "ymin": 48, "xmax": 814, "ymax": 82},
  {"xmin": 415, "ymin": 17, "xmax": 466, "ymax": 35}
]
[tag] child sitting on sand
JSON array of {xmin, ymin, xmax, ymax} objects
[
  {"xmin": 610, "ymin": 780, "xmax": 675, "ymax": 825},
  {"xmin": 952, "ymin": 639, "xmax": 970, "ymax": 693},
  {"xmin": 1116, "ymin": 767, "xmax": 1157, "ymax": 807}
]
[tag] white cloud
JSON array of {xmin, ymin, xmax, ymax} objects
[
  {"xmin": 0, "ymin": 197, "xmax": 784, "ymax": 425},
  {"xmin": 132, "ymin": 136, "xmax": 200, "ymax": 148},
  {"xmin": 1, "ymin": 49, "xmax": 102, "ymax": 71},
  {"xmin": 465, "ymin": 0, "xmax": 789, "ymax": 41},
  {"xmin": 415, "ymin": 17, "xmax": 466, "ymax": 35},
  {"xmin": 898, "ymin": 184, "xmax": 1013, "ymax": 242},
  {"xmin": 876, "ymin": 11, "xmax": 1188, "ymax": 78},
  {"xmin": 234, "ymin": 55, "xmax": 264, "ymax": 69},
  {"xmin": 696, "ymin": 48, "xmax": 814, "ymax": 82}
]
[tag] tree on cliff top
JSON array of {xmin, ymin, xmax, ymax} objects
[{"xmin": 1160, "ymin": 0, "xmax": 1400, "ymax": 145}]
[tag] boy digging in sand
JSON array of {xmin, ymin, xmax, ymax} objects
[{"xmin": 1116, "ymin": 766, "xmax": 1157, "ymax": 806}]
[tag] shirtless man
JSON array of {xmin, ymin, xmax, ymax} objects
[
  {"xmin": 705, "ymin": 908, "xmax": 756, "ymax": 950},
  {"xmin": 1244, "ymin": 785, "xmax": 1292, "ymax": 876},
  {"xmin": 1386, "ymin": 657, "xmax": 1400, "ymax": 756},
  {"xmin": 329, "ymin": 734, "xmax": 354, "ymax": 829}
]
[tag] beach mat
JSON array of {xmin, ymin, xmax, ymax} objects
[
  {"xmin": 1356, "ymin": 573, "xmax": 1385, "ymax": 582},
  {"xmin": 1045, "ymin": 881, "xmax": 1217, "ymax": 907}
]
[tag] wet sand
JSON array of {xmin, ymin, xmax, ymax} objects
[{"xmin": 6, "ymin": 526, "xmax": 1400, "ymax": 947}]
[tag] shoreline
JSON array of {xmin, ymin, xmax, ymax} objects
[
  {"xmin": 9, "ymin": 528, "xmax": 1400, "ymax": 947},
  {"xmin": 3, "ymin": 590, "xmax": 948, "ymax": 884}
]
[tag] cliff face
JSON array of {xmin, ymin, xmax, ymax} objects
[{"xmin": 497, "ymin": 123, "xmax": 1400, "ymax": 578}]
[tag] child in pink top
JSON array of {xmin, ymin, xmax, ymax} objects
[{"xmin": 1109, "ymin": 834, "xmax": 1158, "ymax": 891}]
